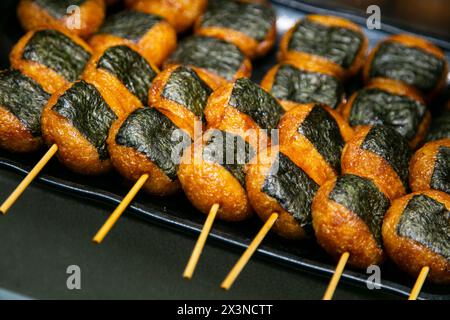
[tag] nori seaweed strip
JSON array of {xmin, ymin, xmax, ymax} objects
[
  {"xmin": 370, "ymin": 42, "xmax": 444, "ymax": 93},
  {"xmin": 288, "ymin": 19, "xmax": 363, "ymax": 68},
  {"xmin": 98, "ymin": 11, "xmax": 163, "ymax": 43},
  {"xmin": 0, "ymin": 70, "xmax": 50, "ymax": 136},
  {"xmin": 329, "ymin": 174, "xmax": 390, "ymax": 245},
  {"xmin": 166, "ymin": 36, "xmax": 245, "ymax": 81},
  {"xmin": 52, "ymin": 81, "xmax": 117, "ymax": 160},
  {"xmin": 97, "ymin": 45, "xmax": 157, "ymax": 104},
  {"xmin": 228, "ymin": 78, "xmax": 284, "ymax": 133},
  {"xmin": 349, "ymin": 88, "xmax": 426, "ymax": 140},
  {"xmin": 262, "ymin": 152, "xmax": 319, "ymax": 230},
  {"xmin": 425, "ymin": 111, "xmax": 450, "ymax": 142},
  {"xmin": 202, "ymin": 129, "xmax": 255, "ymax": 186},
  {"xmin": 22, "ymin": 29, "xmax": 91, "ymax": 82},
  {"xmin": 161, "ymin": 66, "xmax": 212, "ymax": 121},
  {"xmin": 298, "ymin": 105, "xmax": 344, "ymax": 172},
  {"xmin": 431, "ymin": 146, "xmax": 450, "ymax": 194},
  {"xmin": 270, "ymin": 63, "xmax": 343, "ymax": 109},
  {"xmin": 116, "ymin": 108, "xmax": 191, "ymax": 180},
  {"xmin": 200, "ymin": 0, "xmax": 275, "ymax": 42},
  {"xmin": 361, "ymin": 125, "xmax": 412, "ymax": 190},
  {"xmin": 35, "ymin": 0, "xmax": 86, "ymax": 19},
  {"xmin": 397, "ymin": 195, "xmax": 450, "ymax": 260}
]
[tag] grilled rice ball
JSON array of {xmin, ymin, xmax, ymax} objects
[
  {"xmin": 18, "ymin": 0, "xmax": 106, "ymax": 38},
  {"xmin": 363, "ymin": 34, "xmax": 448, "ymax": 101},
  {"xmin": 164, "ymin": 36, "xmax": 252, "ymax": 89},
  {"xmin": 194, "ymin": 0, "xmax": 276, "ymax": 59},
  {"xmin": 82, "ymin": 44, "xmax": 158, "ymax": 113},
  {"xmin": 0, "ymin": 70, "xmax": 50, "ymax": 153},
  {"xmin": 409, "ymin": 139, "xmax": 450, "ymax": 194},
  {"xmin": 279, "ymin": 15, "xmax": 368, "ymax": 80},
  {"xmin": 245, "ymin": 146, "xmax": 319, "ymax": 240},
  {"xmin": 178, "ymin": 129, "xmax": 254, "ymax": 222},
  {"xmin": 312, "ymin": 174, "xmax": 390, "ymax": 268},
  {"xmin": 41, "ymin": 80, "xmax": 125, "ymax": 175},
  {"xmin": 10, "ymin": 28, "xmax": 92, "ymax": 94},
  {"xmin": 382, "ymin": 190, "xmax": 450, "ymax": 284},
  {"xmin": 341, "ymin": 125, "xmax": 412, "ymax": 201},
  {"xmin": 128, "ymin": 0, "xmax": 207, "ymax": 33},
  {"xmin": 108, "ymin": 107, "xmax": 191, "ymax": 196},
  {"xmin": 339, "ymin": 78, "xmax": 430, "ymax": 149},
  {"xmin": 278, "ymin": 103, "xmax": 353, "ymax": 186},
  {"xmin": 149, "ymin": 65, "xmax": 213, "ymax": 137},
  {"xmin": 425, "ymin": 110, "xmax": 450, "ymax": 143},
  {"xmin": 89, "ymin": 10, "xmax": 176, "ymax": 67},
  {"xmin": 260, "ymin": 58, "xmax": 345, "ymax": 111}
]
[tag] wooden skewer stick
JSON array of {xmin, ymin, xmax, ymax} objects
[
  {"xmin": 93, "ymin": 174, "xmax": 149, "ymax": 244},
  {"xmin": 183, "ymin": 203, "xmax": 220, "ymax": 279},
  {"xmin": 0, "ymin": 144, "xmax": 58, "ymax": 215},
  {"xmin": 408, "ymin": 266, "xmax": 429, "ymax": 300},
  {"xmin": 221, "ymin": 213, "xmax": 279, "ymax": 290},
  {"xmin": 323, "ymin": 251, "xmax": 350, "ymax": 300}
]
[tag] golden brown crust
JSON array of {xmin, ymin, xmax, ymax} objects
[
  {"xmin": 130, "ymin": 0, "xmax": 207, "ymax": 33},
  {"xmin": 260, "ymin": 59, "xmax": 346, "ymax": 111},
  {"xmin": 382, "ymin": 190, "xmax": 450, "ymax": 284},
  {"xmin": 10, "ymin": 28, "xmax": 93, "ymax": 94},
  {"xmin": 338, "ymin": 78, "xmax": 431, "ymax": 149},
  {"xmin": 245, "ymin": 146, "xmax": 308, "ymax": 240},
  {"xmin": 341, "ymin": 126, "xmax": 407, "ymax": 201},
  {"xmin": 363, "ymin": 34, "xmax": 448, "ymax": 101},
  {"xmin": 177, "ymin": 130, "xmax": 253, "ymax": 221},
  {"xmin": 107, "ymin": 112, "xmax": 180, "ymax": 196},
  {"xmin": 312, "ymin": 178, "xmax": 385, "ymax": 268},
  {"xmin": 409, "ymin": 139, "xmax": 450, "ymax": 193},
  {"xmin": 41, "ymin": 81, "xmax": 124, "ymax": 175},
  {"xmin": 89, "ymin": 20, "xmax": 177, "ymax": 67},
  {"xmin": 82, "ymin": 44, "xmax": 158, "ymax": 114},
  {"xmin": 279, "ymin": 15, "xmax": 368, "ymax": 80},
  {"xmin": 0, "ymin": 106, "xmax": 42, "ymax": 153},
  {"xmin": 17, "ymin": 0, "xmax": 105, "ymax": 38}
]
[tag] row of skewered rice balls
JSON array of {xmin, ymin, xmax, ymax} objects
[{"xmin": 0, "ymin": 0, "xmax": 449, "ymax": 285}]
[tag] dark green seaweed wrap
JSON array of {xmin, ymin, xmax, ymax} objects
[
  {"xmin": 0, "ymin": 69, "xmax": 50, "ymax": 136},
  {"xmin": 166, "ymin": 36, "xmax": 245, "ymax": 81},
  {"xmin": 22, "ymin": 29, "xmax": 91, "ymax": 82},
  {"xmin": 361, "ymin": 125, "xmax": 412, "ymax": 190},
  {"xmin": 397, "ymin": 195, "xmax": 450, "ymax": 260},
  {"xmin": 431, "ymin": 146, "xmax": 450, "ymax": 194},
  {"xmin": 200, "ymin": 0, "xmax": 275, "ymax": 42},
  {"xmin": 370, "ymin": 42, "xmax": 445, "ymax": 93},
  {"xmin": 262, "ymin": 152, "xmax": 319, "ymax": 231},
  {"xmin": 229, "ymin": 78, "xmax": 284, "ymax": 133},
  {"xmin": 161, "ymin": 66, "xmax": 213, "ymax": 121},
  {"xmin": 34, "ymin": 0, "xmax": 86, "ymax": 19},
  {"xmin": 288, "ymin": 18, "xmax": 363, "ymax": 69},
  {"xmin": 97, "ymin": 10, "xmax": 163, "ymax": 43},
  {"xmin": 52, "ymin": 80, "xmax": 117, "ymax": 160},
  {"xmin": 329, "ymin": 174, "xmax": 390, "ymax": 245},
  {"xmin": 116, "ymin": 108, "xmax": 191, "ymax": 180},
  {"xmin": 96, "ymin": 45, "xmax": 157, "ymax": 104},
  {"xmin": 349, "ymin": 88, "xmax": 427, "ymax": 141},
  {"xmin": 202, "ymin": 129, "xmax": 255, "ymax": 186},
  {"xmin": 425, "ymin": 111, "xmax": 450, "ymax": 142},
  {"xmin": 298, "ymin": 105, "xmax": 344, "ymax": 172},
  {"xmin": 270, "ymin": 63, "xmax": 343, "ymax": 109}
]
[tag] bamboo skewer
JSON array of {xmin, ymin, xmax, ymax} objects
[
  {"xmin": 0, "ymin": 144, "xmax": 58, "ymax": 215},
  {"xmin": 183, "ymin": 203, "xmax": 220, "ymax": 279},
  {"xmin": 93, "ymin": 173, "xmax": 150, "ymax": 244},
  {"xmin": 221, "ymin": 213, "xmax": 279, "ymax": 290},
  {"xmin": 408, "ymin": 266, "xmax": 429, "ymax": 300},
  {"xmin": 323, "ymin": 251, "xmax": 350, "ymax": 300}
]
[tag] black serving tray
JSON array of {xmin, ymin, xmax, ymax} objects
[{"xmin": 0, "ymin": 0, "xmax": 449, "ymax": 300}]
